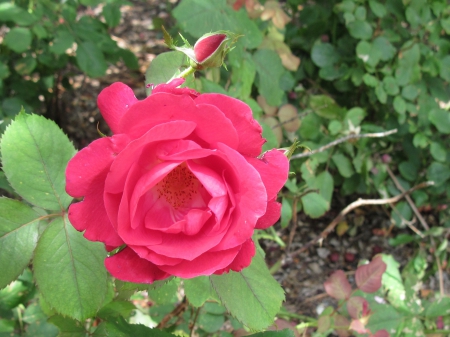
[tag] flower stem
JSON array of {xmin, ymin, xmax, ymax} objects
[{"xmin": 179, "ymin": 66, "xmax": 196, "ymax": 79}]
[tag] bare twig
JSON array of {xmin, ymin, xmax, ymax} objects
[
  {"xmin": 157, "ymin": 297, "xmax": 188, "ymax": 329},
  {"xmin": 386, "ymin": 166, "xmax": 444, "ymax": 295},
  {"xmin": 290, "ymin": 129, "xmax": 398, "ymax": 160},
  {"xmin": 289, "ymin": 181, "xmax": 434, "ymax": 257},
  {"xmin": 386, "ymin": 166, "xmax": 430, "ymax": 231}
]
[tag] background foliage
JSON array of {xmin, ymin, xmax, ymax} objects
[{"xmin": 0, "ymin": 0, "xmax": 449, "ymax": 336}]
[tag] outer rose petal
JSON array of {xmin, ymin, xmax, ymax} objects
[
  {"xmin": 66, "ymin": 135, "xmax": 129, "ymax": 198},
  {"xmin": 98, "ymin": 82, "xmax": 138, "ymax": 134},
  {"xmin": 215, "ymin": 239, "xmax": 256, "ymax": 274},
  {"xmin": 247, "ymin": 149, "xmax": 289, "ymax": 200},
  {"xmin": 118, "ymin": 93, "xmax": 239, "ymax": 151},
  {"xmin": 152, "ymin": 78, "xmax": 200, "ymax": 99},
  {"xmin": 195, "ymin": 94, "xmax": 265, "ymax": 157},
  {"xmin": 105, "ymin": 247, "xmax": 170, "ymax": 283},
  {"xmin": 255, "ymin": 199, "xmax": 282, "ymax": 229}
]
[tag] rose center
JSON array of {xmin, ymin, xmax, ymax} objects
[{"xmin": 155, "ymin": 163, "xmax": 200, "ymax": 209}]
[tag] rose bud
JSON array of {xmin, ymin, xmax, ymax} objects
[
  {"xmin": 65, "ymin": 79, "xmax": 289, "ymax": 283},
  {"xmin": 193, "ymin": 33, "xmax": 228, "ymax": 68}
]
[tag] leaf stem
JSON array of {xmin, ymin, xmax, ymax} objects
[{"xmin": 179, "ymin": 66, "xmax": 196, "ymax": 79}]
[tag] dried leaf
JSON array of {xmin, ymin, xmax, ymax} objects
[
  {"xmin": 336, "ymin": 221, "xmax": 349, "ymax": 236},
  {"xmin": 372, "ymin": 330, "xmax": 390, "ymax": 337},
  {"xmin": 257, "ymin": 95, "xmax": 278, "ymax": 116},
  {"xmin": 262, "ymin": 116, "xmax": 283, "ymax": 145},
  {"xmin": 278, "ymin": 104, "xmax": 300, "ymax": 132},
  {"xmin": 349, "ymin": 319, "xmax": 370, "ymax": 334},
  {"xmin": 355, "ymin": 256, "xmax": 387, "ymax": 293},
  {"xmin": 324, "ymin": 270, "xmax": 352, "ymax": 300}
]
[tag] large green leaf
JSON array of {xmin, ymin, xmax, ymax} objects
[
  {"xmin": 184, "ymin": 276, "xmax": 218, "ymax": 307},
  {"xmin": 249, "ymin": 330, "xmax": 295, "ymax": 337},
  {"xmin": 172, "ymin": 0, "xmax": 262, "ymax": 49},
  {"xmin": 3, "ymin": 27, "xmax": 32, "ymax": 53},
  {"xmin": 253, "ymin": 49, "xmax": 284, "ymax": 106},
  {"xmin": 0, "ymin": 113, "xmax": 76, "ymax": 211},
  {"xmin": 92, "ymin": 317, "xmax": 174, "ymax": 337},
  {"xmin": 426, "ymin": 162, "xmax": 450, "ymax": 186},
  {"xmin": 145, "ymin": 51, "xmax": 190, "ymax": 95},
  {"xmin": 47, "ymin": 315, "xmax": 86, "ymax": 337},
  {"xmin": 0, "ymin": 198, "xmax": 41, "ymax": 289},
  {"xmin": 76, "ymin": 41, "xmax": 108, "ymax": 78},
  {"xmin": 33, "ymin": 216, "xmax": 108, "ymax": 320},
  {"xmin": 429, "ymin": 109, "xmax": 450, "ymax": 134},
  {"xmin": 311, "ymin": 42, "xmax": 339, "ymax": 68},
  {"xmin": 301, "ymin": 192, "xmax": 329, "ymax": 218},
  {"xmin": 210, "ymin": 252, "xmax": 284, "ymax": 331}
]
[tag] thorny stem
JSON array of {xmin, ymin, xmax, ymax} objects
[
  {"xmin": 290, "ymin": 129, "xmax": 398, "ymax": 160},
  {"xmin": 289, "ymin": 181, "xmax": 435, "ymax": 257}
]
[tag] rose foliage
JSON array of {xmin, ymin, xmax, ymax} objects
[{"xmin": 65, "ymin": 78, "xmax": 289, "ymax": 283}]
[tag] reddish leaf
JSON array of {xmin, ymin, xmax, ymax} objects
[
  {"xmin": 334, "ymin": 314, "xmax": 351, "ymax": 337},
  {"xmin": 355, "ymin": 256, "xmax": 387, "ymax": 293},
  {"xmin": 317, "ymin": 315, "xmax": 332, "ymax": 333},
  {"xmin": 349, "ymin": 319, "xmax": 369, "ymax": 334},
  {"xmin": 373, "ymin": 330, "xmax": 390, "ymax": 337},
  {"xmin": 347, "ymin": 296, "xmax": 369, "ymax": 319},
  {"xmin": 324, "ymin": 270, "xmax": 352, "ymax": 300}
]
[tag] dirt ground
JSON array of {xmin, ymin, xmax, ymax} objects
[{"xmin": 59, "ymin": 0, "xmax": 446, "ymax": 322}]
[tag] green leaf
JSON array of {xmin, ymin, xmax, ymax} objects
[
  {"xmin": 299, "ymin": 113, "xmax": 321, "ymax": 140},
  {"xmin": 33, "ymin": 216, "xmax": 108, "ymax": 320},
  {"xmin": 311, "ymin": 42, "xmax": 339, "ymax": 68},
  {"xmin": 429, "ymin": 109, "xmax": 450, "ymax": 134},
  {"xmin": 356, "ymin": 41, "xmax": 380, "ymax": 67},
  {"xmin": 363, "ymin": 73, "xmax": 378, "ymax": 87},
  {"xmin": 103, "ymin": 4, "xmax": 121, "ymax": 28},
  {"xmin": 0, "ymin": 114, "xmax": 76, "ymax": 211},
  {"xmin": 401, "ymin": 84, "xmax": 420, "ymax": 101},
  {"xmin": 366, "ymin": 303, "xmax": 402, "ymax": 334},
  {"xmin": 383, "ymin": 76, "xmax": 399, "ymax": 96},
  {"xmin": 253, "ymin": 49, "xmax": 284, "ymax": 106},
  {"xmin": 369, "ymin": 0, "xmax": 387, "ymax": 17},
  {"xmin": 148, "ymin": 278, "xmax": 179, "ymax": 305},
  {"xmin": 424, "ymin": 297, "xmax": 450, "ymax": 317},
  {"xmin": 47, "ymin": 315, "xmax": 86, "ymax": 337},
  {"xmin": 3, "ymin": 27, "xmax": 32, "ymax": 53},
  {"xmin": 316, "ymin": 171, "xmax": 334, "ymax": 204},
  {"xmin": 345, "ymin": 107, "xmax": 366, "ymax": 127},
  {"xmin": 118, "ymin": 49, "xmax": 139, "ymax": 70},
  {"xmin": 375, "ymin": 83, "xmax": 387, "ymax": 103},
  {"xmin": 309, "ymin": 95, "xmax": 344, "ymax": 120},
  {"xmin": 0, "ymin": 198, "xmax": 41, "ymax": 289},
  {"xmin": 430, "ymin": 142, "xmax": 446, "ymax": 162},
  {"xmin": 76, "ymin": 41, "xmax": 108, "ymax": 78},
  {"xmin": 301, "ymin": 192, "xmax": 329, "ymax": 218},
  {"xmin": 354, "ymin": 6, "xmax": 366, "ymax": 20},
  {"xmin": 332, "ymin": 153, "xmax": 354, "ymax": 178},
  {"xmin": 247, "ymin": 329, "xmax": 295, "ymax": 337},
  {"xmin": 93, "ymin": 316, "xmax": 178, "ymax": 337},
  {"xmin": 393, "ymin": 96, "xmax": 406, "ymax": 114},
  {"xmin": 347, "ymin": 20, "xmax": 373, "ymax": 40},
  {"xmin": 49, "ymin": 29, "xmax": 74, "ymax": 55},
  {"xmin": 145, "ymin": 51, "xmax": 189, "ymax": 94},
  {"xmin": 184, "ymin": 276, "xmax": 217, "ymax": 307},
  {"xmin": 172, "ymin": 0, "xmax": 262, "ymax": 49},
  {"xmin": 14, "ymin": 56, "xmax": 37, "ymax": 75},
  {"xmin": 0, "ymin": 61, "xmax": 10, "ymax": 80},
  {"xmin": 210, "ymin": 252, "xmax": 284, "ymax": 331},
  {"xmin": 97, "ymin": 301, "xmax": 136, "ymax": 319},
  {"xmin": 372, "ymin": 36, "xmax": 396, "ymax": 61},
  {"xmin": 381, "ymin": 255, "xmax": 409, "ymax": 313},
  {"xmin": 426, "ymin": 162, "xmax": 450, "ymax": 186},
  {"xmin": 439, "ymin": 55, "xmax": 450, "ymax": 82}
]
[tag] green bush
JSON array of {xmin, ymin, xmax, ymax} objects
[{"xmin": 0, "ymin": 0, "xmax": 138, "ymax": 131}]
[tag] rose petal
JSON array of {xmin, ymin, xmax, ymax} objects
[
  {"xmin": 195, "ymin": 94, "xmax": 265, "ymax": 157},
  {"xmin": 158, "ymin": 245, "xmax": 241, "ymax": 278},
  {"xmin": 255, "ymin": 199, "xmax": 282, "ymax": 229},
  {"xmin": 105, "ymin": 247, "xmax": 169, "ymax": 283},
  {"xmin": 152, "ymin": 78, "xmax": 199, "ymax": 99},
  {"xmin": 98, "ymin": 82, "xmax": 139, "ymax": 134},
  {"xmin": 219, "ymin": 239, "xmax": 255, "ymax": 273},
  {"xmin": 247, "ymin": 149, "xmax": 289, "ymax": 200},
  {"xmin": 68, "ymin": 188, "xmax": 123, "ymax": 247},
  {"xmin": 119, "ymin": 94, "xmax": 239, "ymax": 152},
  {"xmin": 66, "ymin": 135, "xmax": 129, "ymax": 198}
]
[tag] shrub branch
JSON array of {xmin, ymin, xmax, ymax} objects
[{"xmin": 290, "ymin": 129, "xmax": 398, "ymax": 160}]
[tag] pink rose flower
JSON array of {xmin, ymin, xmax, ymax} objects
[{"xmin": 65, "ymin": 79, "xmax": 289, "ymax": 283}]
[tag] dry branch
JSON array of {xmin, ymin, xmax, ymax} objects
[
  {"xmin": 289, "ymin": 181, "xmax": 435, "ymax": 257},
  {"xmin": 290, "ymin": 129, "xmax": 398, "ymax": 160}
]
